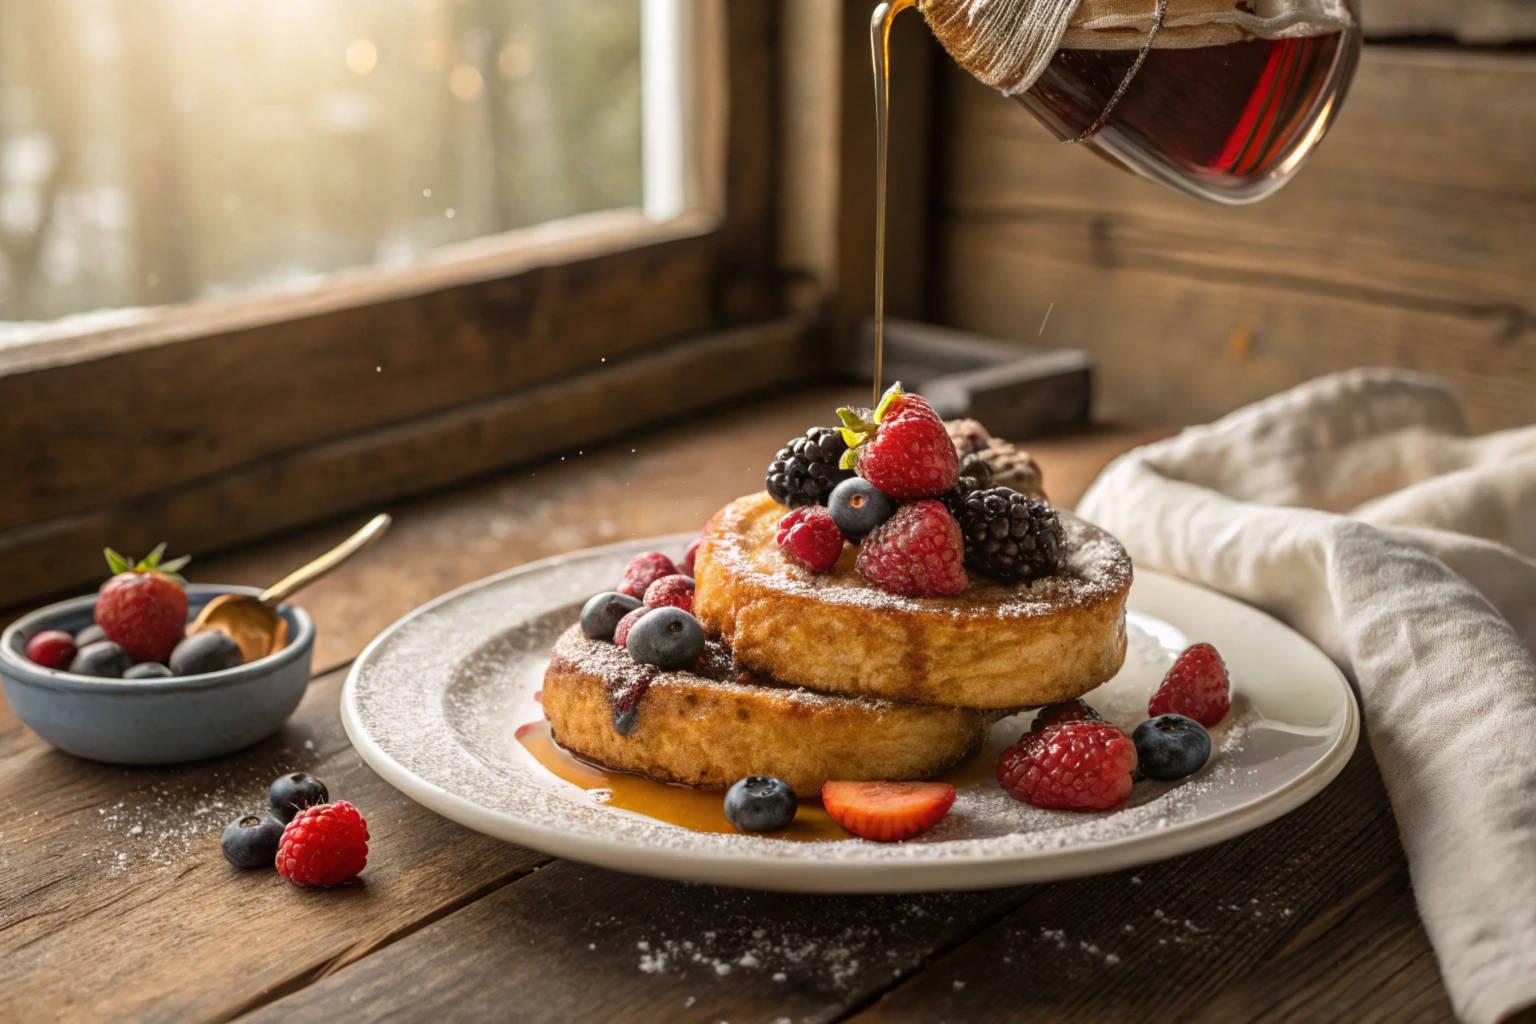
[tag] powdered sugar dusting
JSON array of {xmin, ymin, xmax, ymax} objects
[
  {"xmin": 346, "ymin": 535, "xmax": 1352, "ymax": 883},
  {"xmin": 705, "ymin": 495, "xmax": 1132, "ymax": 619}
]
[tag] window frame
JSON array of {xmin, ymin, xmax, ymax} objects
[{"xmin": 0, "ymin": 0, "xmax": 812, "ymax": 609}]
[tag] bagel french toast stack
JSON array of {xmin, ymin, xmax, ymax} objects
[{"xmin": 541, "ymin": 384, "xmax": 1132, "ymax": 831}]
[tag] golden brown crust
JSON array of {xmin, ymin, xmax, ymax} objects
[
  {"xmin": 693, "ymin": 493, "xmax": 1131, "ymax": 709},
  {"xmin": 542, "ymin": 627, "xmax": 998, "ymax": 796}
]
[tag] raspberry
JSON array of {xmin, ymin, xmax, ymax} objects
[
  {"xmin": 765, "ymin": 427, "xmax": 852, "ymax": 508},
  {"xmin": 95, "ymin": 544, "xmax": 190, "ymax": 664},
  {"xmin": 276, "ymin": 800, "xmax": 369, "ymax": 886},
  {"xmin": 1030, "ymin": 699, "xmax": 1103, "ymax": 732},
  {"xmin": 950, "ymin": 487, "xmax": 1064, "ymax": 584},
  {"xmin": 997, "ymin": 721, "xmax": 1137, "ymax": 811},
  {"xmin": 1149, "ymin": 643, "xmax": 1231, "ymax": 727},
  {"xmin": 617, "ymin": 552, "xmax": 677, "ymax": 599},
  {"xmin": 775, "ymin": 506, "xmax": 845, "ymax": 573},
  {"xmin": 25, "ymin": 630, "xmax": 77, "ymax": 670},
  {"xmin": 838, "ymin": 384, "xmax": 959, "ymax": 500},
  {"xmin": 854, "ymin": 500, "xmax": 968, "ymax": 597},
  {"xmin": 612, "ymin": 606, "xmax": 650, "ymax": 647},
  {"xmin": 643, "ymin": 574, "xmax": 695, "ymax": 612},
  {"xmin": 681, "ymin": 537, "xmax": 702, "ymax": 577}
]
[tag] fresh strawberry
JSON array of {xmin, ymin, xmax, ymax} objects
[
  {"xmin": 617, "ymin": 552, "xmax": 678, "ymax": 598},
  {"xmin": 95, "ymin": 545, "xmax": 190, "ymax": 664},
  {"xmin": 1031, "ymin": 699, "xmax": 1103, "ymax": 732},
  {"xmin": 775, "ymin": 506, "xmax": 845, "ymax": 573},
  {"xmin": 997, "ymin": 720, "xmax": 1137, "ymax": 811},
  {"xmin": 1149, "ymin": 643, "xmax": 1231, "ymax": 727},
  {"xmin": 821, "ymin": 781, "xmax": 955, "ymax": 842},
  {"xmin": 837, "ymin": 383, "xmax": 959, "ymax": 500},
  {"xmin": 854, "ymin": 500, "xmax": 968, "ymax": 597}
]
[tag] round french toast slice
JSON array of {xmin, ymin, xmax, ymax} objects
[
  {"xmin": 694, "ymin": 492, "xmax": 1131, "ymax": 709},
  {"xmin": 543, "ymin": 626, "xmax": 999, "ymax": 796}
]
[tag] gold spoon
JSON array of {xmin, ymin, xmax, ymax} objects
[{"xmin": 189, "ymin": 514, "xmax": 392, "ymax": 664}]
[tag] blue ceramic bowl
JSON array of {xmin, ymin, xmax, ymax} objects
[{"xmin": 0, "ymin": 585, "xmax": 314, "ymax": 764}]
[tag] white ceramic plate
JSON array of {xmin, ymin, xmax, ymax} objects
[{"xmin": 343, "ymin": 534, "xmax": 1357, "ymax": 893}]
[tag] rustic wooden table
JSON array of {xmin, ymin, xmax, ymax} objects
[{"xmin": 0, "ymin": 385, "xmax": 1458, "ymax": 1023}]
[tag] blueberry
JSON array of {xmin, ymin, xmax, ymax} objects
[
  {"xmin": 1132, "ymin": 714, "xmax": 1211, "ymax": 781},
  {"xmin": 612, "ymin": 706, "xmax": 640, "ymax": 737},
  {"xmin": 724, "ymin": 776, "xmax": 798, "ymax": 832},
  {"xmin": 626, "ymin": 607, "xmax": 705, "ymax": 671},
  {"xmin": 268, "ymin": 772, "xmax": 329, "ymax": 823},
  {"xmin": 580, "ymin": 591, "xmax": 644, "ymax": 642},
  {"xmin": 169, "ymin": 631, "xmax": 244, "ymax": 676},
  {"xmin": 828, "ymin": 478, "xmax": 898, "ymax": 538},
  {"xmin": 69, "ymin": 641, "xmax": 133, "ymax": 678},
  {"xmin": 124, "ymin": 662, "xmax": 174, "ymax": 679},
  {"xmin": 220, "ymin": 813, "xmax": 285, "ymax": 869},
  {"xmin": 75, "ymin": 623, "xmax": 107, "ymax": 648}
]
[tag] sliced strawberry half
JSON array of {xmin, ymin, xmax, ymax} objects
[{"xmin": 820, "ymin": 780, "xmax": 955, "ymax": 842}]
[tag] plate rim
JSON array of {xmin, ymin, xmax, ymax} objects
[{"xmin": 342, "ymin": 534, "xmax": 1360, "ymax": 893}]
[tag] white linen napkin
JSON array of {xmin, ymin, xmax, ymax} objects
[{"xmin": 1077, "ymin": 369, "xmax": 1536, "ymax": 1024}]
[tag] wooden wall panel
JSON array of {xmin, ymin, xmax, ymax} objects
[
  {"xmin": 933, "ymin": 47, "xmax": 1536, "ymax": 431},
  {"xmin": 1365, "ymin": 0, "xmax": 1536, "ymax": 43}
]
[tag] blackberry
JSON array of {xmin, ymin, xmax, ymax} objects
[
  {"xmin": 951, "ymin": 486, "xmax": 1064, "ymax": 584},
  {"xmin": 941, "ymin": 453, "xmax": 993, "ymax": 520},
  {"xmin": 765, "ymin": 428, "xmax": 852, "ymax": 508}
]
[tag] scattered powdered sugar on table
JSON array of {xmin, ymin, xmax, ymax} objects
[
  {"xmin": 348, "ymin": 537, "xmax": 1324, "ymax": 875},
  {"xmin": 585, "ymin": 887, "xmax": 998, "ymax": 991},
  {"xmin": 79, "ymin": 747, "xmax": 329, "ymax": 875}
]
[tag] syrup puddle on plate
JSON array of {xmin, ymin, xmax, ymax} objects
[{"xmin": 515, "ymin": 720, "xmax": 1000, "ymax": 842}]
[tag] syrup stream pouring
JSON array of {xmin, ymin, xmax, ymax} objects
[{"xmin": 189, "ymin": 513, "xmax": 392, "ymax": 663}]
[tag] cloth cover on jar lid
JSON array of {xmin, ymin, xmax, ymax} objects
[{"xmin": 916, "ymin": 0, "xmax": 1354, "ymax": 96}]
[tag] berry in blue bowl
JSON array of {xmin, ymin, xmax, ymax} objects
[{"xmin": 0, "ymin": 584, "xmax": 314, "ymax": 765}]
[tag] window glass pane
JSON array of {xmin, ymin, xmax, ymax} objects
[{"xmin": 0, "ymin": 0, "xmax": 643, "ymax": 327}]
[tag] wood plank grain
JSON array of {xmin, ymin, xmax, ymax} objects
[
  {"xmin": 935, "ymin": 47, "xmax": 1536, "ymax": 431},
  {"xmin": 0, "ymin": 665, "xmax": 549, "ymax": 1023},
  {"xmin": 239, "ymin": 861, "xmax": 1036, "ymax": 1024},
  {"xmin": 1365, "ymin": 0, "xmax": 1536, "ymax": 43},
  {"xmin": 0, "ymin": 317, "xmax": 821, "ymax": 610},
  {"xmin": 1193, "ymin": 869, "xmax": 1455, "ymax": 1024},
  {"xmin": 0, "ymin": 232, "xmax": 716, "ymax": 537},
  {"xmin": 845, "ymin": 744, "xmax": 1445, "ymax": 1023},
  {"xmin": 225, "ymin": 743, "xmax": 1437, "ymax": 1024},
  {"xmin": 717, "ymin": 0, "xmax": 781, "ymax": 323}
]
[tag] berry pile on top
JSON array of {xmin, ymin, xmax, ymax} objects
[
  {"xmin": 765, "ymin": 383, "xmax": 1065, "ymax": 597},
  {"xmin": 23, "ymin": 545, "xmax": 249, "ymax": 680},
  {"xmin": 581, "ymin": 552, "xmax": 707, "ymax": 674}
]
